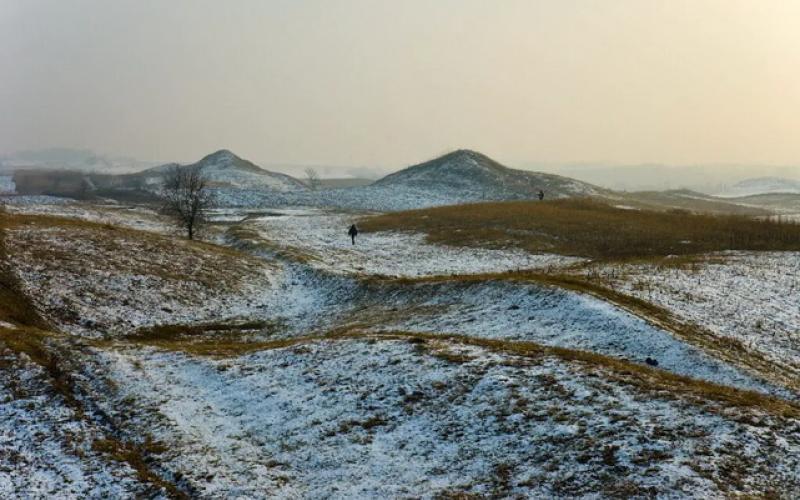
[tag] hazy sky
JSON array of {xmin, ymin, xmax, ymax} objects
[{"xmin": 2, "ymin": 0, "xmax": 800, "ymax": 170}]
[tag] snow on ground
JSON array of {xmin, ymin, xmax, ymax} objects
[
  {"xmin": 94, "ymin": 339, "xmax": 800, "ymax": 498},
  {"xmin": 0, "ymin": 346, "xmax": 146, "ymax": 498},
  {"xmin": 7, "ymin": 223, "xmax": 286, "ymax": 338},
  {"xmin": 359, "ymin": 280, "xmax": 788, "ymax": 397},
  {"xmin": 7, "ymin": 206, "xmax": 786, "ymax": 395},
  {"xmin": 211, "ymin": 184, "xmax": 555, "ymax": 212},
  {"xmin": 4, "ymin": 201, "xmax": 800, "ymax": 498},
  {"xmin": 0, "ymin": 195, "xmax": 73, "ymax": 206},
  {"xmin": 244, "ymin": 210, "xmax": 581, "ymax": 277},
  {"xmin": 580, "ymin": 252, "xmax": 800, "ymax": 374},
  {"xmin": 0, "ymin": 175, "xmax": 15, "ymax": 194},
  {"xmin": 4, "ymin": 202, "xmax": 173, "ymax": 234}
]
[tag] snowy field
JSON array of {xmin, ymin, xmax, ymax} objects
[
  {"xmin": 0, "ymin": 342, "xmax": 146, "ymax": 498},
  {"xmin": 4, "ymin": 200, "xmax": 800, "ymax": 497},
  {"xmin": 93, "ymin": 338, "xmax": 800, "ymax": 498},
  {"xmin": 243, "ymin": 210, "xmax": 581, "ymax": 277},
  {"xmin": 7, "ymin": 222, "xmax": 282, "ymax": 338},
  {"xmin": 363, "ymin": 280, "xmax": 786, "ymax": 396},
  {"xmin": 580, "ymin": 253, "xmax": 800, "ymax": 376},
  {"xmin": 4, "ymin": 202, "xmax": 173, "ymax": 234}
]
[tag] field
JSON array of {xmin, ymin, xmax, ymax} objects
[
  {"xmin": 360, "ymin": 199, "xmax": 800, "ymax": 259},
  {"xmin": 1, "ymin": 199, "xmax": 799, "ymax": 498}
]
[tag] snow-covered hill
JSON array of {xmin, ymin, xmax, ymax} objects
[
  {"xmin": 716, "ymin": 177, "xmax": 800, "ymax": 197},
  {"xmin": 139, "ymin": 150, "xmax": 308, "ymax": 192},
  {"xmin": 209, "ymin": 150, "xmax": 606, "ymax": 211},
  {"xmin": 373, "ymin": 149, "xmax": 602, "ymax": 200}
]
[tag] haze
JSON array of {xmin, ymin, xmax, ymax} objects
[{"xmin": 2, "ymin": 0, "xmax": 800, "ymax": 181}]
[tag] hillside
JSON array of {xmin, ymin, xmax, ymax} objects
[
  {"xmin": 716, "ymin": 177, "xmax": 800, "ymax": 198},
  {"xmin": 374, "ymin": 149, "xmax": 602, "ymax": 200},
  {"xmin": 3, "ymin": 200, "xmax": 800, "ymax": 497},
  {"xmin": 207, "ymin": 150, "xmax": 607, "ymax": 211},
  {"xmin": 138, "ymin": 150, "xmax": 307, "ymax": 192},
  {"xmin": 359, "ymin": 198, "xmax": 800, "ymax": 259}
]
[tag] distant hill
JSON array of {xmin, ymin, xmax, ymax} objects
[
  {"xmin": 8, "ymin": 149, "xmax": 307, "ymax": 202},
  {"xmin": 716, "ymin": 177, "xmax": 800, "ymax": 198},
  {"xmin": 373, "ymin": 150, "xmax": 602, "ymax": 200},
  {"xmin": 319, "ymin": 178, "xmax": 375, "ymax": 189},
  {"xmin": 0, "ymin": 148, "xmax": 156, "ymax": 174},
  {"xmin": 138, "ymin": 150, "xmax": 307, "ymax": 192}
]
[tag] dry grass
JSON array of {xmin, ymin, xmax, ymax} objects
[
  {"xmin": 118, "ymin": 328, "xmax": 800, "ymax": 419},
  {"xmin": 91, "ymin": 438, "xmax": 187, "ymax": 499},
  {"xmin": 5, "ymin": 212, "xmax": 271, "ymax": 313},
  {"xmin": 366, "ymin": 270, "xmax": 800, "ymax": 394},
  {"xmin": 0, "ymin": 326, "xmax": 187, "ymax": 497},
  {"xmin": 0, "ymin": 209, "xmax": 50, "ymax": 328},
  {"xmin": 226, "ymin": 223, "xmax": 319, "ymax": 264},
  {"xmin": 360, "ymin": 198, "xmax": 800, "ymax": 259},
  {"xmin": 122, "ymin": 320, "xmax": 283, "ymax": 356},
  {"xmin": 0, "ymin": 209, "xmax": 190, "ymax": 497}
]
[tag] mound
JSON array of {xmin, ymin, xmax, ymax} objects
[
  {"xmin": 373, "ymin": 149, "xmax": 602, "ymax": 200},
  {"xmin": 139, "ymin": 150, "xmax": 307, "ymax": 192}
]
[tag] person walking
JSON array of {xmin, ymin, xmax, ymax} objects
[{"xmin": 348, "ymin": 224, "xmax": 359, "ymax": 245}]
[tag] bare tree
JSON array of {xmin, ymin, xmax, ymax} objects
[
  {"xmin": 161, "ymin": 165, "xmax": 214, "ymax": 240},
  {"xmin": 305, "ymin": 167, "xmax": 321, "ymax": 191}
]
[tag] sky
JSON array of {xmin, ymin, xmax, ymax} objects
[{"xmin": 2, "ymin": 0, "xmax": 800, "ymax": 177}]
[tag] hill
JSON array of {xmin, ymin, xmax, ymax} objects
[
  {"xmin": 207, "ymin": 150, "xmax": 607, "ymax": 211},
  {"xmin": 716, "ymin": 177, "xmax": 800, "ymax": 197},
  {"xmin": 373, "ymin": 149, "xmax": 602, "ymax": 200},
  {"xmin": 360, "ymin": 198, "xmax": 800, "ymax": 259},
  {"xmin": 138, "ymin": 150, "xmax": 307, "ymax": 192}
]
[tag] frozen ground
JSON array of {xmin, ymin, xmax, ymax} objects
[
  {"xmin": 243, "ymin": 210, "xmax": 581, "ymax": 277},
  {"xmin": 7, "ymin": 222, "xmax": 284, "ymax": 338},
  {"xmin": 6, "ymin": 206, "xmax": 787, "ymax": 395},
  {"xmin": 580, "ymin": 253, "xmax": 800, "ymax": 376},
  {"xmin": 0, "ymin": 342, "xmax": 147, "ymax": 498},
  {"xmin": 361, "ymin": 280, "xmax": 787, "ymax": 397},
  {"xmin": 93, "ymin": 338, "xmax": 800, "ymax": 498},
  {"xmin": 4, "ymin": 202, "xmax": 173, "ymax": 234},
  {"xmin": 4, "ymin": 201, "xmax": 800, "ymax": 497}
]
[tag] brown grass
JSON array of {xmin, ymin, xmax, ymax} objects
[
  {"xmin": 0, "ymin": 326, "xmax": 187, "ymax": 497},
  {"xmin": 0, "ymin": 209, "xmax": 186, "ymax": 497},
  {"xmin": 118, "ymin": 328, "xmax": 800, "ymax": 418},
  {"xmin": 226, "ymin": 223, "xmax": 319, "ymax": 264},
  {"xmin": 92, "ymin": 438, "xmax": 187, "ymax": 499},
  {"xmin": 359, "ymin": 199, "xmax": 800, "ymax": 259},
  {"xmin": 0, "ymin": 209, "xmax": 50, "ymax": 328},
  {"xmin": 122, "ymin": 320, "xmax": 283, "ymax": 356},
  {"xmin": 5, "ymin": 212, "xmax": 270, "ymax": 300},
  {"xmin": 365, "ymin": 270, "xmax": 800, "ymax": 394}
]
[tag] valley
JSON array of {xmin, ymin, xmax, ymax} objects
[{"xmin": 2, "ymin": 170, "xmax": 799, "ymax": 497}]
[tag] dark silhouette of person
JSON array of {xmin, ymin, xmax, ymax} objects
[
  {"xmin": 348, "ymin": 224, "xmax": 359, "ymax": 245},
  {"xmin": 538, "ymin": 190, "xmax": 545, "ymax": 201}
]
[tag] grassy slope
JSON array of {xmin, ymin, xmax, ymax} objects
[
  {"xmin": 110, "ymin": 327, "xmax": 800, "ymax": 419},
  {"xmin": 360, "ymin": 199, "xmax": 800, "ymax": 259},
  {"xmin": 0, "ymin": 209, "xmax": 196, "ymax": 498},
  {"xmin": 0, "ymin": 209, "xmax": 48, "ymax": 328}
]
